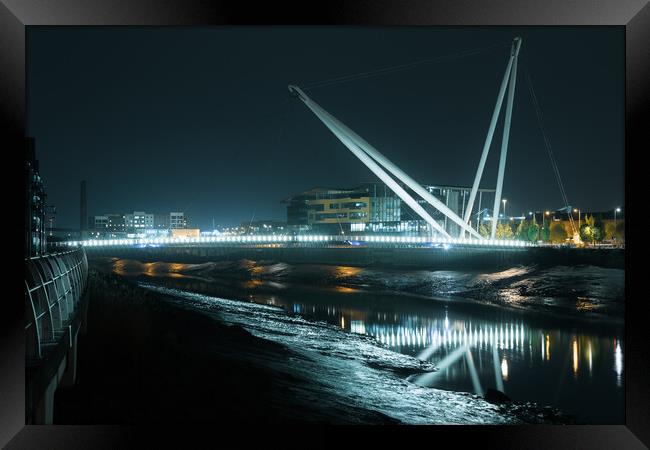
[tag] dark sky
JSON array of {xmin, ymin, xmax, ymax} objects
[{"xmin": 27, "ymin": 27, "xmax": 624, "ymax": 229}]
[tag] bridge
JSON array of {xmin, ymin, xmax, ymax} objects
[
  {"xmin": 57, "ymin": 234, "xmax": 622, "ymax": 270},
  {"xmin": 24, "ymin": 249, "xmax": 89, "ymax": 424}
]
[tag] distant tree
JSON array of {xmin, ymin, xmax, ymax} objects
[
  {"xmin": 539, "ymin": 222, "xmax": 551, "ymax": 242},
  {"xmin": 593, "ymin": 218, "xmax": 605, "ymax": 242},
  {"xmin": 615, "ymin": 221, "xmax": 625, "ymax": 241},
  {"xmin": 516, "ymin": 219, "xmax": 529, "ymax": 240},
  {"xmin": 580, "ymin": 214, "xmax": 603, "ymax": 244},
  {"xmin": 604, "ymin": 222, "xmax": 617, "ymax": 241},
  {"xmin": 496, "ymin": 222, "xmax": 515, "ymax": 239},
  {"xmin": 479, "ymin": 223, "xmax": 491, "ymax": 238},
  {"xmin": 550, "ymin": 222, "xmax": 567, "ymax": 243},
  {"xmin": 527, "ymin": 220, "xmax": 540, "ymax": 242}
]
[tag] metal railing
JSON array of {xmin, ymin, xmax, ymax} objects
[{"xmin": 24, "ymin": 249, "xmax": 88, "ymax": 360}]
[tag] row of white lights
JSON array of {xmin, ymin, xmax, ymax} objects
[
  {"xmin": 368, "ymin": 322, "xmax": 527, "ymax": 351},
  {"xmin": 64, "ymin": 235, "xmax": 533, "ymax": 248}
]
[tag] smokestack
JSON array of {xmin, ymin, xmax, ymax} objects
[{"xmin": 80, "ymin": 180, "xmax": 87, "ymax": 239}]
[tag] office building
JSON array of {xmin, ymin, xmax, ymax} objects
[
  {"xmin": 25, "ymin": 138, "xmax": 47, "ymax": 256},
  {"xmin": 285, "ymin": 182, "xmax": 495, "ymax": 236}
]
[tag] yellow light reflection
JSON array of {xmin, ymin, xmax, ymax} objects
[
  {"xmin": 545, "ymin": 334, "xmax": 550, "ymax": 361},
  {"xmin": 572, "ymin": 338, "xmax": 579, "ymax": 377},
  {"xmin": 335, "ymin": 266, "xmax": 362, "ymax": 278},
  {"xmin": 333, "ymin": 286, "xmax": 358, "ymax": 294},
  {"xmin": 501, "ymin": 358, "xmax": 509, "ymax": 381}
]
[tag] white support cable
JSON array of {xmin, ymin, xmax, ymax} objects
[{"xmin": 524, "ymin": 67, "xmax": 577, "ymax": 237}]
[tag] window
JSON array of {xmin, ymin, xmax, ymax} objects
[
  {"xmin": 342, "ymin": 202, "xmax": 367, "ymax": 210},
  {"xmin": 349, "ymin": 212, "xmax": 368, "ymax": 219},
  {"xmin": 315, "ymin": 212, "xmax": 348, "ymax": 220}
]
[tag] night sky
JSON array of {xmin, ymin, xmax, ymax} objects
[{"xmin": 27, "ymin": 27, "xmax": 624, "ymax": 229}]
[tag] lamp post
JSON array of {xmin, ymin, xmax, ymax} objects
[
  {"xmin": 573, "ymin": 209, "xmax": 581, "ymax": 230},
  {"xmin": 502, "ymin": 199, "xmax": 507, "ymax": 221},
  {"xmin": 614, "ymin": 207, "xmax": 621, "ymax": 242}
]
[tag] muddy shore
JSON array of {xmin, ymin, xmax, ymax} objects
[{"xmin": 53, "ymin": 269, "xmax": 398, "ymax": 424}]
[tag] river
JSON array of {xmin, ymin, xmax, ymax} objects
[{"xmin": 93, "ymin": 257, "xmax": 625, "ymax": 424}]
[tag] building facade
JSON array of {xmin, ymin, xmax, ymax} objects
[
  {"xmin": 25, "ymin": 138, "xmax": 47, "ymax": 256},
  {"xmin": 170, "ymin": 212, "xmax": 187, "ymax": 229},
  {"xmin": 87, "ymin": 211, "xmax": 188, "ymax": 237},
  {"xmin": 285, "ymin": 182, "xmax": 494, "ymax": 236},
  {"xmin": 401, "ymin": 184, "xmax": 495, "ymax": 237}
]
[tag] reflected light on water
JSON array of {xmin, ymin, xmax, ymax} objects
[
  {"xmin": 501, "ymin": 358, "xmax": 509, "ymax": 381},
  {"xmin": 334, "ymin": 286, "xmax": 358, "ymax": 294},
  {"xmin": 572, "ymin": 338, "xmax": 579, "ymax": 377},
  {"xmin": 614, "ymin": 340, "xmax": 623, "ymax": 387},
  {"xmin": 351, "ymin": 320, "xmax": 365, "ymax": 335}
]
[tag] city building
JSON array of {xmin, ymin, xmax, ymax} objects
[
  {"xmin": 170, "ymin": 212, "xmax": 187, "ymax": 229},
  {"xmin": 284, "ymin": 182, "xmax": 495, "ymax": 236},
  {"xmin": 125, "ymin": 211, "xmax": 154, "ymax": 230},
  {"xmin": 241, "ymin": 220, "xmax": 287, "ymax": 234},
  {"xmin": 154, "ymin": 213, "xmax": 170, "ymax": 230},
  {"xmin": 87, "ymin": 210, "xmax": 189, "ymax": 238},
  {"xmin": 402, "ymin": 184, "xmax": 495, "ymax": 237},
  {"xmin": 25, "ymin": 138, "xmax": 47, "ymax": 256},
  {"xmin": 171, "ymin": 228, "xmax": 200, "ymax": 239}
]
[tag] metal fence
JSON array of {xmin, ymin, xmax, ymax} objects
[{"xmin": 24, "ymin": 249, "xmax": 88, "ymax": 360}]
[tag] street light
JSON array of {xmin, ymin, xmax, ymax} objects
[
  {"xmin": 614, "ymin": 207, "xmax": 621, "ymax": 238},
  {"xmin": 573, "ymin": 208, "xmax": 581, "ymax": 230},
  {"xmin": 502, "ymin": 199, "xmax": 507, "ymax": 221}
]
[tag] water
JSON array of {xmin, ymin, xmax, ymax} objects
[{"xmin": 97, "ymin": 258, "xmax": 625, "ymax": 424}]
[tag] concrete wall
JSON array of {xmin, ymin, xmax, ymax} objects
[{"xmin": 86, "ymin": 244, "xmax": 624, "ymax": 270}]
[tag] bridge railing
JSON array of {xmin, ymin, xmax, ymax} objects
[
  {"xmin": 24, "ymin": 249, "xmax": 88, "ymax": 360},
  {"xmin": 55, "ymin": 234, "xmax": 535, "ymax": 249}
]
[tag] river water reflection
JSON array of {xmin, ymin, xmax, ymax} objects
[
  {"xmin": 101, "ymin": 258, "xmax": 624, "ymax": 424},
  {"xmin": 257, "ymin": 288, "xmax": 624, "ymax": 424}
]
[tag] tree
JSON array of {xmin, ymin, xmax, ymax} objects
[
  {"xmin": 604, "ymin": 222, "xmax": 617, "ymax": 241},
  {"xmin": 550, "ymin": 222, "xmax": 567, "ymax": 243},
  {"xmin": 527, "ymin": 220, "xmax": 540, "ymax": 242},
  {"xmin": 496, "ymin": 222, "xmax": 515, "ymax": 239},
  {"xmin": 593, "ymin": 218, "xmax": 605, "ymax": 243},
  {"xmin": 580, "ymin": 214, "xmax": 603, "ymax": 244},
  {"xmin": 479, "ymin": 223, "xmax": 488, "ymax": 238},
  {"xmin": 615, "ymin": 221, "xmax": 625, "ymax": 242},
  {"xmin": 516, "ymin": 219, "xmax": 529, "ymax": 240},
  {"xmin": 539, "ymin": 222, "xmax": 550, "ymax": 242}
]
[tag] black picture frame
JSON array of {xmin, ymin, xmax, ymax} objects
[{"xmin": 3, "ymin": 0, "xmax": 647, "ymax": 447}]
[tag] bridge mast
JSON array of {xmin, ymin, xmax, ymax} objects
[
  {"xmin": 490, "ymin": 37, "xmax": 522, "ymax": 239},
  {"xmin": 289, "ymin": 85, "xmax": 452, "ymax": 238},
  {"xmin": 463, "ymin": 38, "xmax": 519, "ymax": 232},
  {"xmin": 289, "ymin": 85, "xmax": 482, "ymax": 240}
]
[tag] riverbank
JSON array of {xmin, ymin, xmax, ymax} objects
[
  {"xmin": 53, "ymin": 269, "xmax": 574, "ymax": 424},
  {"xmin": 53, "ymin": 269, "xmax": 399, "ymax": 424}
]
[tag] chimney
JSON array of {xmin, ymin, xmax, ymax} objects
[{"xmin": 80, "ymin": 180, "xmax": 87, "ymax": 239}]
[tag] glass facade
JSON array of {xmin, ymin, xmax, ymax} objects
[{"xmin": 286, "ymin": 182, "xmax": 495, "ymax": 236}]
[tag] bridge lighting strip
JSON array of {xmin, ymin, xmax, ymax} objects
[{"xmin": 63, "ymin": 234, "xmax": 534, "ymax": 248}]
